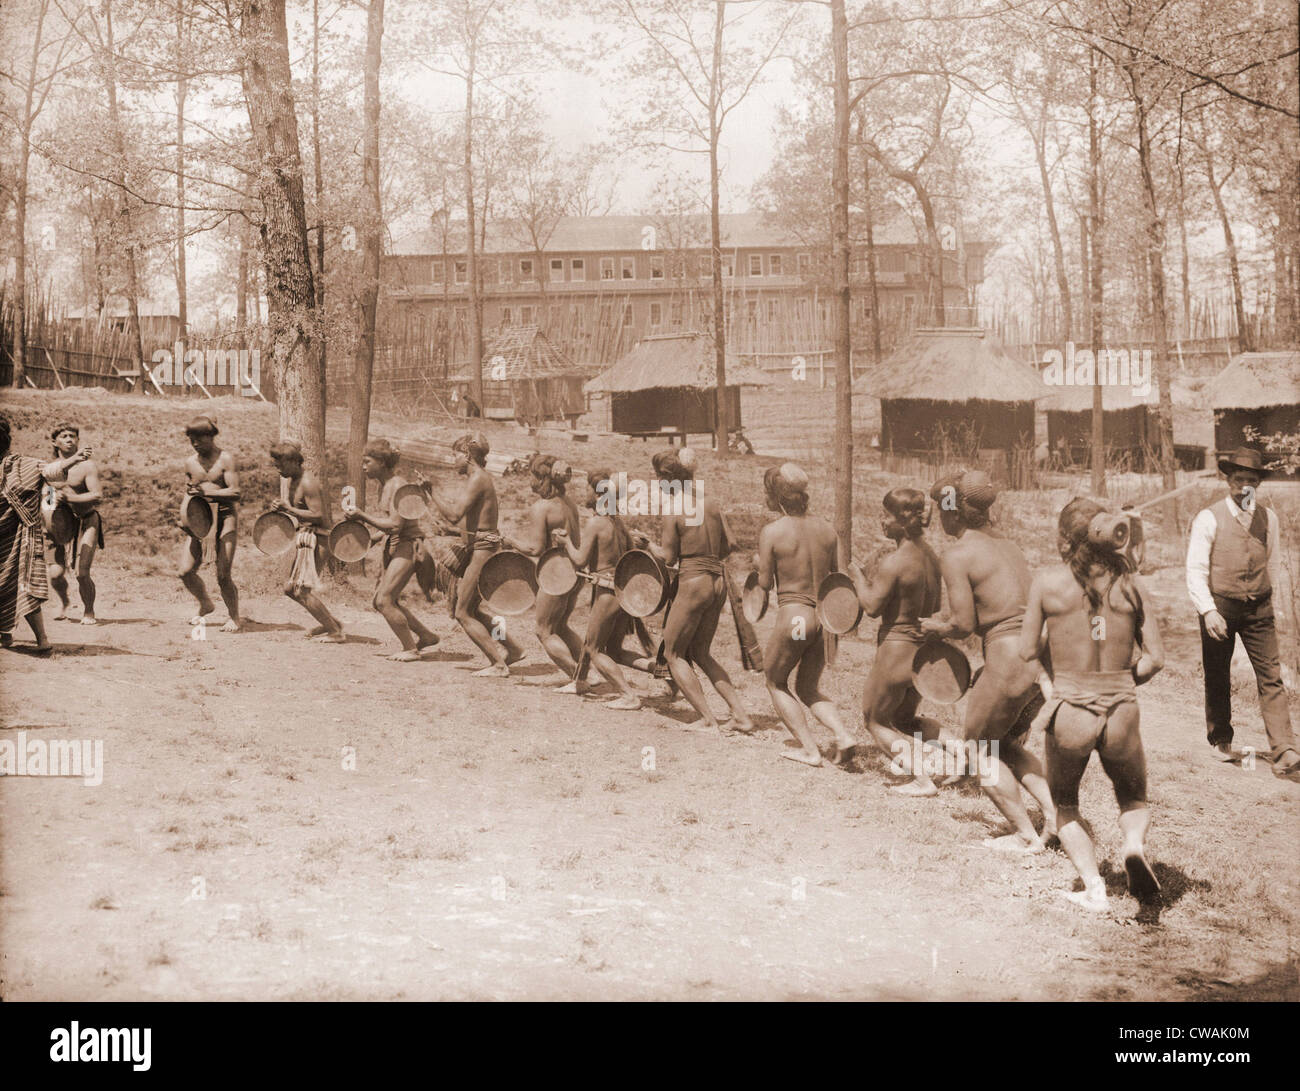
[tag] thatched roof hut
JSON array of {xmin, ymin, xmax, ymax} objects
[
  {"xmin": 852, "ymin": 328, "xmax": 1045, "ymax": 483},
  {"xmin": 585, "ymin": 332, "xmax": 770, "ymax": 443},
  {"xmin": 1206, "ymin": 351, "xmax": 1300, "ymax": 475},
  {"xmin": 449, "ymin": 325, "xmax": 595, "ymax": 425},
  {"xmin": 1044, "ymin": 378, "xmax": 1209, "ymax": 471}
]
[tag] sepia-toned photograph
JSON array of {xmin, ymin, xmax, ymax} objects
[{"xmin": 0, "ymin": 0, "xmax": 1297, "ymax": 1015}]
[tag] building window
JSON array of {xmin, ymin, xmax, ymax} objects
[
  {"xmin": 650, "ymin": 256, "xmax": 664, "ymax": 280},
  {"xmin": 621, "ymin": 256, "xmax": 635, "ymax": 280},
  {"xmin": 520, "ymin": 258, "xmax": 535, "ymax": 280},
  {"xmin": 722, "ymin": 256, "xmax": 734, "ymax": 278},
  {"xmin": 622, "ymin": 303, "xmax": 634, "ymax": 326},
  {"xmin": 670, "ymin": 300, "xmax": 683, "ymax": 327},
  {"xmin": 796, "ymin": 297, "xmax": 812, "ymax": 323},
  {"xmin": 767, "ymin": 299, "xmax": 779, "ymax": 322},
  {"xmin": 600, "ymin": 257, "xmax": 615, "ymax": 280},
  {"xmin": 797, "ymin": 253, "xmax": 810, "ymax": 276},
  {"xmin": 748, "ymin": 254, "xmax": 763, "ymax": 277},
  {"xmin": 454, "ymin": 260, "xmax": 467, "ymax": 285},
  {"xmin": 649, "ymin": 302, "xmax": 662, "ymax": 326},
  {"xmin": 431, "ymin": 260, "xmax": 444, "ymax": 282},
  {"xmin": 698, "ymin": 254, "xmax": 711, "ymax": 279},
  {"xmin": 572, "ymin": 258, "xmax": 585, "ymax": 279},
  {"xmin": 746, "ymin": 300, "xmax": 758, "ymax": 322},
  {"xmin": 501, "ymin": 307, "xmax": 513, "ymax": 325},
  {"xmin": 550, "ymin": 258, "xmax": 565, "ymax": 279},
  {"xmin": 769, "ymin": 254, "xmax": 783, "ymax": 276},
  {"xmin": 520, "ymin": 305, "xmax": 534, "ymax": 324}
]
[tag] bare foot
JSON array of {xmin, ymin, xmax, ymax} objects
[
  {"xmin": 781, "ymin": 749, "xmax": 823, "ymax": 767},
  {"xmin": 679, "ymin": 718, "xmax": 720, "ymax": 734},
  {"xmin": 313, "ymin": 631, "xmax": 346, "ymax": 644},
  {"xmin": 555, "ymin": 680, "xmax": 588, "ymax": 695},
  {"xmin": 79, "ymin": 615, "xmax": 98, "ymax": 626},
  {"xmin": 1063, "ymin": 884, "xmax": 1109, "ymax": 913},
  {"xmin": 220, "ymin": 618, "xmax": 242, "ymax": 633},
  {"xmin": 832, "ymin": 742, "xmax": 858, "ymax": 766},
  {"xmin": 417, "ymin": 634, "xmax": 440, "ymax": 650},
  {"xmin": 982, "ymin": 833, "xmax": 1046, "ymax": 854},
  {"xmin": 32, "ymin": 644, "xmax": 54, "ymax": 657},
  {"xmin": 605, "ymin": 695, "xmax": 640, "ymax": 711},
  {"xmin": 52, "ymin": 607, "xmax": 68, "ymax": 621},
  {"xmin": 306, "ymin": 625, "xmax": 329, "ymax": 638},
  {"xmin": 504, "ymin": 647, "xmax": 526, "ymax": 667},
  {"xmin": 1124, "ymin": 852, "xmax": 1161, "ymax": 900},
  {"xmin": 473, "ymin": 662, "xmax": 510, "ymax": 678},
  {"xmin": 892, "ymin": 777, "xmax": 939, "ymax": 797},
  {"xmin": 386, "ymin": 649, "xmax": 420, "ymax": 662},
  {"xmin": 189, "ymin": 596, "xmax": 216, "ymax": 623}
]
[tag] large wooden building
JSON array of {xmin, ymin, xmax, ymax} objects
[{"xmin": 379, "ymin": 212, "xmax": 992, "ymax": 374}]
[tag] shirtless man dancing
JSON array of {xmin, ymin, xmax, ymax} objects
[
  {"xmin": 921, "ymin": 470, "xmax": 1057, "ymax": 852},
  {"xmin": 848, "ymin": 487, "xmax": 945, "ymax": 794},
  {"xmin": 1020, "ymin": 498, "xmax": 1164, "ymax": 911},
  {"xmin": 179, "ymin": 416, "xmax": 242, "ymax": 632},
  {"xmin": 345, "ymin": 439, "xmax": 439, "ymax": 661},
  {"xmin": 503, "ymin": 454, "xmax": 584, "ymax": 682},
  {"xmin": 755, "ymin": 463, "xmax": 857, "ymax": 766},
  {"xmin": 642, "ymin": 449, "xmax": 754, "ymax": 734},
  {"xmin": 426, "ymin": 432, "xmax": 524, "ymax": 678},
  {"xmin": 552, "ymin": 467, "xmax": 649, "ymax": 710},
  {"xmin": 45, "ymin": 422, "xmax": 104, "ymax": 625},
  {"xmin": 269, "ymin": 442, "xmax": 344, "ymax": 643}
]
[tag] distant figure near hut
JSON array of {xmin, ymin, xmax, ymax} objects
[{"xmin": 1206, "ymin": 351, "xmax": 1300, "ymax": 479}]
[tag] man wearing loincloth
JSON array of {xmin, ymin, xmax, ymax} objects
[
  {"xmin": 503, "ymin": 454, "xmax": 584, "ymax": 682},
  {"xmin": 345, "ymin": 439, "xmax": 439, "ymax": 662},
  {"xmin": 269, "ymin": 442, "xmax": 344, "ymax": 644},
  {"xmin": 1020, "ymin": 498, "xmax": 1165, "ymax": 911},
  {"xmin": 848, "ymin": 487, "xmax": 945, "ymax": 792},
  {"xmin": 551, "ymin": 467, "xmax": 653, "ymax": 710},
  {"xmin": 179, "ymin": 416, "xmax": 243, "ymax": 632},
  {"xmin": 756, "ymin": 463, "xmax": 857, "ymax": 766},
  {"xmin": 921, "ymin": 470, "xmax": 1057, "ymax": 852},
  {"xmin": 0, "ymin": 413, "xmax": 89, "ymax": 654},
  {"xmin": 642, "ymin": 448, "xmax": 754, "ymax": 734},
  {"xmin": 44, "ymin": 422, "xmax": 104, "ymax": 625},
  {"xmin": 425, "ymin": 432, "xmax": 524, "ymax": 677}
]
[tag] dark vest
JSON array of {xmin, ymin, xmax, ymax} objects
[{"xmin": 1208, "ymin": 498, "xmax": 1270, "ymax": 599}]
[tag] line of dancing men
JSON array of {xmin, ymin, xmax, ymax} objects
[{"xmin": 2, "ymin": 409, "xmax": 1294, "ymax": 913}]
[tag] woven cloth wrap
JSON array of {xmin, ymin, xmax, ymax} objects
[{"xmin": 288, "ymin": 525, "xmax": 322, "ymax": 593}]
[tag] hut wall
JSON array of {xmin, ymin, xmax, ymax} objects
[
  {"xmin": 611, "ymin": 385, "xmax": 742, "ymax": 435},
  {"xmin": 880, "ymin": 399, "xmax": 1035, "ymax": 454},
  {"xmin": 1046, "ymin": 406, "xmax": 1151, "ymax": 468}
]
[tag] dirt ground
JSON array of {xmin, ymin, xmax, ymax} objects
[{"xmin": 1, "ymin": 389, "xmax": 1297, "ymax": 1000}]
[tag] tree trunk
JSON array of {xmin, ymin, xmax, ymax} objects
[
  {"xmin": 465, "ymin": 47, "xmax": 483, "ymax": 407},
  {"xmin": 858, "ymin": 111, "xmax": 883, "ymax": 365},
  {"xmin": 1132, "ymin": 79, "xmax": 1177, "ymax": 495},
  {"xmin": 831, "ymin": 0, "xmax": 853, "ymax": 562},
  {"xmin": 312, "ymin": 0, "xmax": 327, "ymax": 412},
  {"xmin": 12, "ymin": 145, "xmax": 29, "ymax": 388},
  {"xmin": 1202, "ymin": 149, "xmax": 1252, "ymax": 353},
  {"xmin": 236, "ymin": 228, "xmax": 248, "ymax": 330},
  {"xmin": 348, "ymin": 0, "xmax": 384, "ymax": 497},
  {"xmin": 710, "ymin": 0, "xmax": 728, "ymax": 453},
  {"xmin": 238, "ymin": 0, "xmax": 326, "ymax": 490},
  {"xmin": 1034, "ymin": 133, "xmax": 1071, "ymax": 342},
  {"xmin": 175, "ymin": 1, "xmax": 188, "ymax": 345},
  {"xmin": 1088, "ymin": 47, "xmax": 1105, "ymax": 497}
]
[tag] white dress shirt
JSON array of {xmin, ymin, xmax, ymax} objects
[{"xmin": 1186, "ymin": 495, "xmax": 1283, "ymax": 617}]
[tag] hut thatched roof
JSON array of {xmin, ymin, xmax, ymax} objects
[
  {"xmin": 1206, "ymin": 351, "xmax": 1300, "ymax": 410},
  {"xmin": 585, "ymin": 332, "xmax": 771, "ymax": 394},
  {"xmin": 852, "ymin": 327, "xmax": 1046, "ymax": 403},
  {"xmin": 449, "ymin": 325, "xmax": 591, "ymax": 383},
  {"xmin": 1044, "ymin": 376, "xmax": 1204, "ymax": 412}
]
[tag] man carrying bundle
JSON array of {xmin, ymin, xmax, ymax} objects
[
  {"xmin": 755, "ymin": 463, "xmax": 858, "ymax": 766},
  {"xmin": 269, "ymin": 442, "xmax": 343, "ymax": 644},
  {"xmin": 426, "ymin": 432, "xmax": 524, "ymax": 678},
  {"xmin": 1021, "ymin": 498, "xmax": 1165, "ymax": 910},
  {"xmin": 921, "ymin": 470, "xmax": 1057, "ymax": 852}
]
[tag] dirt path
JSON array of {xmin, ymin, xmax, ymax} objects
[{"xmin": 3, "ymin": 565, "xmax": 1297, "ymax": 1000}]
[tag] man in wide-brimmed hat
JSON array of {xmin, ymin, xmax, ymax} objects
[{"xmin": 1186, "ymin": 446, "xmax": 1298, "ymax": 779}]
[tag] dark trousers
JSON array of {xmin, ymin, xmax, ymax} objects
[{"xmin": 1199, "ymin": 592, "xmax": 1296, "ymax": 759}]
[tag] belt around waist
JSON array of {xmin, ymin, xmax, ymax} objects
[
  {"xmin": 879, "ymin": 620, "xmax": 926, "ymax": 645},
  {"xmin": 679, "ymin": 555, "xmax": 724, "ymax": 576},
  {"xmin": 977, "ymin": 613, "xmax": 1023, "ymax": 648},
  {"xmin": 777, "ymin": 589, "xmax": 817, "ymax": 608}
]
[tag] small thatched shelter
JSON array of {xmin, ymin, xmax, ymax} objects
[
  {"xmin": 1044, "ymin": 378, "xmax": 1208, "ymax": 471},
  {"xmin": 449, "ymin": 325, "xmax": 595, "ymax": 426},
  {"xmin": 1207, "ymin": 350, "xmax": 1300, "ymax": 477},
  {"xmin": 853, "ymin": 328, "xmax": 1045, "ymax": 483},
  {"xmin": 585, "ymin": 332, "xmax": 770, "ymax": 444}
]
